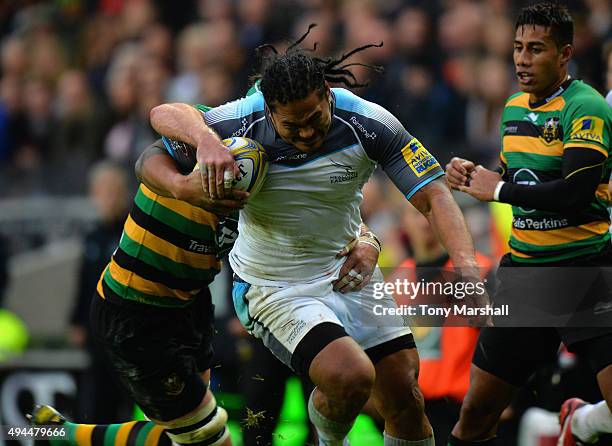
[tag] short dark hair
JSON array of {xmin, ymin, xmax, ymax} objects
[
  {"xmin": 515, "ymin": 2, "xmax": 574, "ymax": 47},
  {"xmin": 254, "ymin": 24, "xmax": 383, "ymax": 109}
]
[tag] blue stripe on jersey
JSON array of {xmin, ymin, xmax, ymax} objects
[
  {"xmin": 205, "ymin": 92, "xmax": 265, "ymax": 126},
  {"xmin": 405, "ymin": 171, "xmax": 445, "ymax": 200},
  {"xmin": 332, "ymin": 88, "xmax": 402, "ymax": 134},
  {"xmin": 161, "ymin": 136, "xmax": 176, "ymax": 160}
]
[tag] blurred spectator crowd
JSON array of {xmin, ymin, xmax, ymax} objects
[
  {"xmin": 1, "ymin": 0, "xmax": 610, "ymax": 198},
  {"xmin": 0, "ymin": 0, "xmax": 611, "ymax": 258}
]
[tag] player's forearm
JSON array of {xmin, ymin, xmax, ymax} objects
[
  {"xmin": 413, "ymin": 179, "xmax": 479, "ymax": 271},
  {"xmin": 498, "ymin": 176, "xmax": 598, "ymax": 212},
  {"xmin": 429, "ymin": 194, "xmax": 478, "ymax": 271},
  {"xmin": 150, "ymin": 103, "xmax": 221, "ymax": 148},
  {"xmin": 135, "ymin": 144, "xmax": 185, "ymax": 199},
  {"xmin": 498, "ymin": 148, "xmax": 604, "ymax": 212}
]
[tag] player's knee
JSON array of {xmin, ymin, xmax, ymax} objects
[
  {"xmin": 459, "ymin": 399, "xmax": 484, "ymax": 422},
  {"xmin": 405, "ymin": 378, "xmax": 425, "ymax": 412},
  {"xmin": 163, "ymin": 394, "xmax": 229, "ymax": 446},
  {"xmin": 457, "ymin": 398, "xmax": 499, "ymax": 435},
  {"xmin": 381, "ymin": 373, "xmax": 425, "ymax": 419},
  {"xmin": 327, "ymin": 361, "xmax": 375, "ymax": 404}
]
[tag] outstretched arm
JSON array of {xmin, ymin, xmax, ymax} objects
[
  {"xmin": 150, "ymin": 103, "xmax": 237, "ymax": 199},
  {"xmin": 410, "ymin": 178, "xmax": 490, "ymax": 325}
]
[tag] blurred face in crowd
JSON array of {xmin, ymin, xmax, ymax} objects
[
  {"xmin": 1, "ymin": 37, "xmax": 27, "ymax": 77},
  {"xmin": 90, "ymin": 166, "xmax": 130, "ymax": 223},
  {"xmin": 513, "ymin": 25, "xmax": 572, "ymax": 102},
  {"xmin": 57, "ymin": 70, "xmax": 90, "ymax": 117},
  {"xmin": 477, "ymin": 57, "xmax": 511, "ymax": 103},
  {"xmin": 268, "ymin": 87, "xmax": 333, "ymax": 153}
]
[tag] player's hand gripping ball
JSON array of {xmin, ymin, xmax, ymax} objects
[
  {"xmin": 163, "ymin": 136, "xmax": 268, "ymax": 197},
  {"xmin": 213, "ymin": 137, "xmax": 269, "ymax": 197}
]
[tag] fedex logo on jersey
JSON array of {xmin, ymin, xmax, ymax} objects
[
  {"xmin": 571, "ymin": 116, "xmax": 604, "ymax": 144},
  {"xmin": 401, "ymin": 138, "xmax": 440, "ymax": 177}
]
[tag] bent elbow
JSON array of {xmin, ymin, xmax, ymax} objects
[
  {"xmin": 412, "ymin": 177, "xmax": 451, "ymax": 217},
  {"xmin": 150, "ymin": 104, "xmax": 168, "ymax": 127}
]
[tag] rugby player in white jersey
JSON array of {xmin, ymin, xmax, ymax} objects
[{"xmin": 138, "ymin": 29, "xmax": 486, "ymax": 446}]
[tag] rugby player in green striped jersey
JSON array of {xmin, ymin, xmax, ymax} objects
[{"xmin": 445, "ymin": 3, "xmax": 612, "ymax": 446}]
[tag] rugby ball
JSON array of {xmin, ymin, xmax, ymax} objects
[
  {"xmin": 191, "ymin": 137, "xmax": 268, "ymax": 196},
  {"xmin": 222, "ymin": 137, "xmax": 268, "ymax": 195}
]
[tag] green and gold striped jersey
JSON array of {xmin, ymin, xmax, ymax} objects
[
  {"xmin": 96, "ymin": 184, "xmax": 222, "ymax": 307},
  {"xmin": 499, "ymin": 79, "xmax": 612, "ymax": 263}
]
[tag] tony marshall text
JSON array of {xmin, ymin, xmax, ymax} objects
[{"xmin": 374, "ymin": 304, "xmax": 509, "ymax": 317}]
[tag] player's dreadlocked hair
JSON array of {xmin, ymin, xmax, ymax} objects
[
  {"xmin": 254, "ymin": 24, "xmax": 383, "ymax": 109},
  {"xmin": 515, "ymin": 2, "xmax": 573, "ymax": 47}
]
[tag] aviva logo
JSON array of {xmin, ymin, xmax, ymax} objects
[
  {"xmin": 571, "ymin": 116, "xmax": 604, "ymax": 144},
  {"xmin": 401, "ymin": 138, "xmax": 440, "ymax": 177}
]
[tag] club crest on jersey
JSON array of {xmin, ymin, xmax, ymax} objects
[
  {"xmin": 402, "ymin": 138, "xmax": 440, "ymax": 177},
  {"xmin": 330, "ymin": 159, "xmax": 357, "ymax": 183},
  {"xmin": 541, "ymin": 117, "xmax": 560, "ymax": 143}
]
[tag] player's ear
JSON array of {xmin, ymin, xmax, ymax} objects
[
  {"xmin": 324, "ymin": 82, "xmax": 332, "ymax": 102},
  {"xmin": 559, "ymin": 44, "xmax": 572, "ymax": 67}
]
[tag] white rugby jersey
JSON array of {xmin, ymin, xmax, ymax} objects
[{"xmin": 202, "ymin": 88, "xmax": 444, "ymax": 285}]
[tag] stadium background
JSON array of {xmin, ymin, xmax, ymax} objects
[{"xmin": 0, "ymin": 0, "xmax": 610, "ymax": 445}]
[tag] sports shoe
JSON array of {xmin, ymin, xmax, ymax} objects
[
  {"xmin": 26, "ymin": 405, "xmax": 66, "ymax": 425},
  {"xmin": 558, "ymin": 398, "xmax": 589, "ymax": 446}
]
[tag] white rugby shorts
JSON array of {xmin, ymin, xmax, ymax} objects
[{"xmin": 231, "ymin": 266, "xmax": 413, "ymax": 371}]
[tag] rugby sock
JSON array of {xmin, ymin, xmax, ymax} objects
[
  {"xmin": 384, "ymin": 431, "xmax": 435, "ymax": 445},
  {"xmin": 46, "ymin": 421, "xmax": 171, "ymax": 446},
  {"xmin": 571, "ymin": 401, "xmax": 612, "ymax": 442},
  {"xmin": 307, "ymin": 390, "xmax": 354, "ymax": 446},
  {"xmin": 447, "ymin": 434, "xmax": 496, "ymax": 445}
]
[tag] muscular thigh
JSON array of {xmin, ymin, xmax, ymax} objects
[{"xmin": 232, "ymin": 276, "xmax": 344, "ymax": 374}]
